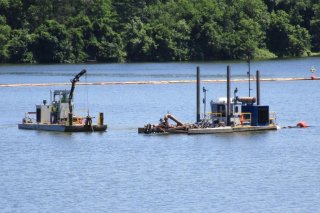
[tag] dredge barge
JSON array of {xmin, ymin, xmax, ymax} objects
[
  {"xmin": 139, "ymin": 66, "xmax": 278, "ymax": 134},
  {"xmin": 18, "ymin": 69, "xmax": 107, "ymax": 132}
]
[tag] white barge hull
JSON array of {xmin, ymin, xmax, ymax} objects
[{"xmin": 188, "ymin": 125, "xmax": 278, "ymax": 134}]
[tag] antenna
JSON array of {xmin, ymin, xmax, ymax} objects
[{"xmin": 85, "ymin": 72, "xmax": 89, "ymax": 116}]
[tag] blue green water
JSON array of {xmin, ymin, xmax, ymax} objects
[{"xmin": 1, "ymin": 58, "xmax": 320, "ymax": 212}]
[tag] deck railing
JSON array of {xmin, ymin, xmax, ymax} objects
[
  {"xmin": 208, "ymin": 112, "xmax": 223, "ymax": 120},
  {"xmin": 269, "ymin": 111, "xmax": 277, "ymax": 125}
]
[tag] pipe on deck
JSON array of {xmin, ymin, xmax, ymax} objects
[{"xmin": 164, "ymin": 114, "xmax": 183, "ymax": 126}]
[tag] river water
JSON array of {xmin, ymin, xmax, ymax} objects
[{"xmin": 1, "ymin": 58, "xmax": 320, "ymax": 212}]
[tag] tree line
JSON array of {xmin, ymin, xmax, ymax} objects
[{"xmin": 0, "ymin": 0, "xmax": 320, "ymax": 63}]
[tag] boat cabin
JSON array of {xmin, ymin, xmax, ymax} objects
[{"xmin": 35, "ymin": 90, "xmax": 71, "ymax": 124}]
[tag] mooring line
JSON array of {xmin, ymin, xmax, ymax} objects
[{"xmin": 0, "ymin": 77, "xmax": 317, "ymax": 88}]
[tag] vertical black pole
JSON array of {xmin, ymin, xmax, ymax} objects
[
  {"xmin": 256, "ymin": 70, "xmax": 260, "ymax": 105},
  {"xmin": 227, "ymin": 65, "xmax": 231, "ymax": 126},
  {"xmin": 197, "ymin": 66, "xmax": 201, "ymax": 122},
  {"xmin": 99, "ymin": 112, "xmax": 104, "ymax": 125},
  {"xmin": 68, "ymin": 113, "xmax": 73, "ymax": 126}
]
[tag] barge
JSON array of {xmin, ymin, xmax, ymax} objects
[
  {"xmin": 18, "ymin": 69, "xmax": 107, "ymax": 132},
  {"xmin": 138, "ymin": 66, "xmax": 278, "ymax": 134},
  {"xmin": 187, "ymin": 95, "xmax": 278, "ymax": 134},
  {"xmin": 138, "ymin": 96, "xmax": 278, "ymax": 135}
]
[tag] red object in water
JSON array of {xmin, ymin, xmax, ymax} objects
[
  {"xmin": 311, "ymin": 75, "xmax": 317, "ymax": 80},
  {"xmin": 296, "ymin": 121, "xmax": 308, "ymax": 128}
]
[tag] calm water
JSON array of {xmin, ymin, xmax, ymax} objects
[{"xmin": 1, "ymin": 58, "xmax": 320, "ymax": 212}]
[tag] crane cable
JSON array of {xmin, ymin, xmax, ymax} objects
[{"xmin": 85, "ymin": 72, "xmax": 90, "ymax": 117}]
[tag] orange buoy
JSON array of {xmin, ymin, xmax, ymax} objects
[{"xmin": 296, "ymin": 121, "xmax": 308, "ymax": 128}]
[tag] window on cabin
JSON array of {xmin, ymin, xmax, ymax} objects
[{"xmin": 217, "ymin": 104, "xmax": 226, "ymax": 116}]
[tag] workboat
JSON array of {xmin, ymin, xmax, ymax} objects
[
  {"xmin": 188, "ymin": 68, "xmax": 278, "ymax": 134},
  {"xmin": 139, "ymin": 67, "xmax": 278, "ymax": 134},
  {"xmin": 18, "ymin": 69, "xmax": 107, "ymax": 132},
  {"xmin": 187, "ymin": 94, "xmax": 278, "ymax": 134},
  {"xmin": 138, "ymin": 95, "xmax": 278, "ymax": 134}
]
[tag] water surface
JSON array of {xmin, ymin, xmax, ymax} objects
[{"xmin": 0, "ymin": 58, "xmax": 320, "ymax": 212}]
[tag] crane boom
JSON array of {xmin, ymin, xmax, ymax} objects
[{"xmin": 68, "ymin": 69, "xmax": 87, "ymax": 114}]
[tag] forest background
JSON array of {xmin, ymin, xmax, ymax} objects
[{"xmin": 1, "ymin": 0, "xmax": 320, "ymax": 63}]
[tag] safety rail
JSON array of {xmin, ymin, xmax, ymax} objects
[
  {"xmin": 208, "ymin": 112, "xmax": 223, "ymax": 119},
  {"xmin": 23, "ymin": 112, "xmax": 36, "ymax": 123},
  {"xmin": 269, "ymin": 111, "xmax": 277, "ymax": 125},
  {"xmin": 198, "ymin": 112, "xmax": 224, "ymax": 128}
]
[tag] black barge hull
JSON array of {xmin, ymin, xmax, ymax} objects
[
  {"xmin": 18, "ymin": 124, "xmax": 107, "ymax": 132},
  {"xmin": 138, "ymin": 125, "xmax": 278, "ymax": 134}
]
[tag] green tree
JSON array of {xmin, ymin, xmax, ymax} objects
[
  {"xmin": 68, "ymin": 28, "xmax": 86, "ymax": 63},
  {"xmin": 25, "ymin": 0, "xmax": 53, "ymax": 31},
  {"xmin": 32, "ymin": 20, "xmax": 72, "ymax": 63},
  {"xmin": 0, "ymin": 16, "xmax": 11, "ymax": 62},
  {"xmin": 0, "ymin": 0, "xmax": 25, "ymax": 29},
  {"xmin": 7, "ymin": 29, "xmax": 35, "ymax": 63},
  {"xmin": 145, "ymin": 0, "xmax": 192, "ymax": 61},
  {"xmin": 0, "ymin": 0, "xmax": 319, "ymax": 63},
  {"xmin": 86, "ymin": 18, "xmax": 126, "ymax": 62},
  {"xmin": 311, "ymin": 3, "xmax": 320, "ymax": 51},
  {"xmin": 215, "ymin": 0, "xmax": 270, "ymax": 59},
  {"xmin": 187, "ymin": 0, "xmax": 223, "ymax": 60},
  {"xmin": 112, "ymin": 0, "xmax": 147, "ymax": 23},
  {"xmin": 265, "ymin": 0, "xmax": 314, "ymax": 29},
  {"xmin": 124, "ymin": 17, "xmax": 155, "ymax": 61},
  {"xmin": 267, "ymin": 10, "xmax": 310, "ymax": 57}
]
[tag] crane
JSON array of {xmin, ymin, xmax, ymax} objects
[{"xmin": 68, "ymin": 69, "xmax": 87, "ymax": 114}]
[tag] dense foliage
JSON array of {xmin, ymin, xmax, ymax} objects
[{"xmin": 0, "ymin": 0, "xmax": 319, "ymax": 63}]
